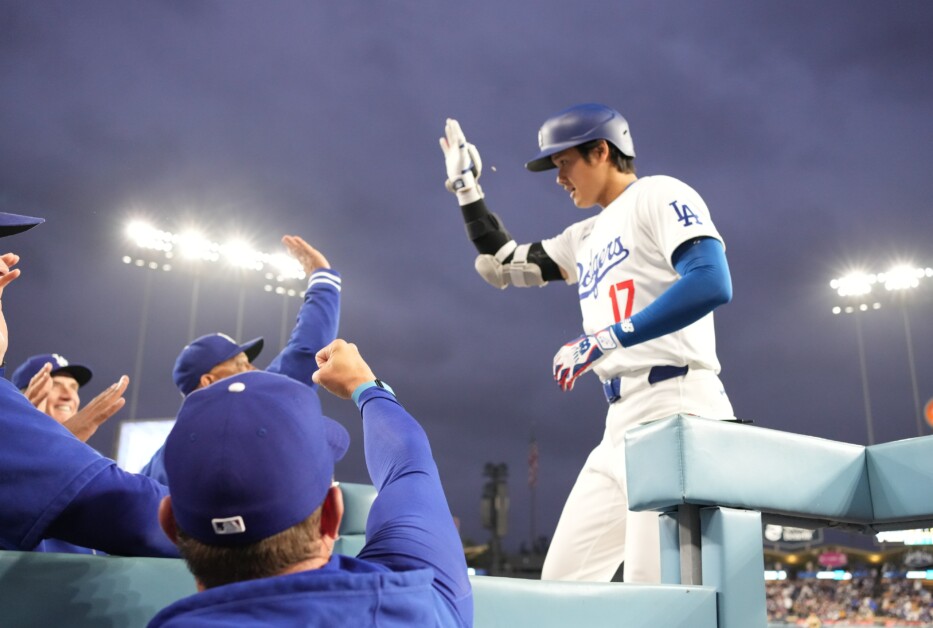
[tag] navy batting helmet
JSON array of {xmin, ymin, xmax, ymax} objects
[{"xmin": 525, "ymin": 103, "xmax": 635, "ymax": 172}]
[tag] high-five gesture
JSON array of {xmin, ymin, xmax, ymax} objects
[
  {"xmin": 439, "ymin": 119, "xmax": 484, "ymax": 205},
  {"xmin": 282, "ymin": 235, "xmax": 330, "ymax": 275}
]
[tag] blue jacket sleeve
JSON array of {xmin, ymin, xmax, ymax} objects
[
  {"xmin": 266, "ymin": 269, "xmax": 341, "ymax": 387},
  {"xmin": 612, "ymin": 237, "xmax": 732, "ymax": 347},
  {"xmin": 355, "ymin": 388, "xmax": 473, "ymax": 627},
  {"xmin": 0, "ymin": 378, "xmax": 177, "ymax": 557},
  {"xmin": 42, "ymin": 464, "xmax": 179, "ymax": 558}
]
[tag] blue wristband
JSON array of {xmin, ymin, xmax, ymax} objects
[{"xmin": 351, "ymin": 379, "xmax": 395, "ymax": 406}]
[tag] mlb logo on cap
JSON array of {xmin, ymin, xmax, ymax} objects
[{"xmin": 212, "ymin": 516, "xmax": 247, "ymax": 536}]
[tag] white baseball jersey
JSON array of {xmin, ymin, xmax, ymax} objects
[{"xmin": 541, "ymin": 175, "xmax": 724, "ymax": 380}]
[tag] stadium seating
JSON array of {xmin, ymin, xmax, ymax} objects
[{"xmin": 2, "ymin": 425, "xmax": 932, "ymax": 627}]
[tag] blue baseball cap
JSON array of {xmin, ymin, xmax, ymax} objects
[
  {"xmin": 11, "ymin": 353, "xmax": 93, "ymax": 390},
  {"xmin": 164, "ymin": 370, "xmax": 349, "ymax": 546},
  {"xmin": 173, "ymin": 333, "xmax": 264, "ymax": 396},
  {"xmin": 0, "ymin": 211, "xmax": 44, "ymax": 238}
]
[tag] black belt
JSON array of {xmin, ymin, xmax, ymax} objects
[{"xmin": 602, "ymin": 365, "xmax": 689, "ymax": 404}]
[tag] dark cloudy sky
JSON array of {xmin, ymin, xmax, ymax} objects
[{"xmin": 2, "ymin": 1, "xmax": 932, "ymax": 550}]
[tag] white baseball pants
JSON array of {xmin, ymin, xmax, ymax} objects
[{"xmin": 540, "ymin": 367, "xmax": 735, "ymax": 582}]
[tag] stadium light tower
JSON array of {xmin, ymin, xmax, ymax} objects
[
  {"xmin": 830, "ymin": 264, "xmax": 933, "ymax": 441},
  {"xmin": 883, "ymin": 265, "xmax": 931, "ymax": 438},
  {"xmin": 120, "ymin": 219, "xmax": 308, "ymax": 415}
]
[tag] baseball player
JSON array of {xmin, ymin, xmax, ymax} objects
[{"xmin": 439, "ymin": 103, "xmax": 736, "ymax": 583}]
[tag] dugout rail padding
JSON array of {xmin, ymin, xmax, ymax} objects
[{"xmin": 1, "ymin": 420, "xmax": 932, "ymax": 627}]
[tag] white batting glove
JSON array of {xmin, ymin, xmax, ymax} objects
[
  {"xmin": 552, "ymin": 327, "xmax": 620, "ymax": 392},
  {"xmin": 439, "ymin": 118, "xmax": 484, "ymax": 205}
]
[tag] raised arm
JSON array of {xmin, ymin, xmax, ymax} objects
[
  {"xmin": 313, "ymin": 340, "xmax": 472, "ymax": 625},
  {"xmin": 266, "ymin": 235, "xmax": 341, "ymax": 386},
  {"xmin": 440, "ymin": 119, "xmax": 564, "ymax": 289}
]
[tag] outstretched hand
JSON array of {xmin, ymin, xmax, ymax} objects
[
  {"xmin": 65, "ymin": 375, "xmax": 130, "ymax": 443},
  {"xmin": 312, "ymin": 339, "xmax": 377, "ymax": 399},
  {"xmin": 439, "ymin": 118, "xmax": 484, "ymax": 204},
  {"xmin": 283, "ymin": 235, "xmax": 330, "ymax": 276}
]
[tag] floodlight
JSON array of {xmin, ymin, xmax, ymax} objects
[
  {"xmin": 883, "ymin": 265, "xmax": 921, "ymax": 291},
  {"xmin": 127, "ymin": 221, "xmax": 172, "ymax": 251},
  {"xmin": 829, "ymin": 260, "xmax": 931, "ymax": 440},
  {"xmin": 267, "ymin": 252, "xmax": 304, "ymax": 280},
  {"xmin": 834, "ymin": 272, "xmax": 873, "ymax": 297},
  {"xmin": 121, "ymin": 218, "xmax": 307, "ymax": 295},
  {"xmin": 222, "ymin": 239, "xmax": 263, "ymax": 270},
  {"xmin": 176, "ymin": 231, "xmax": 215, "ymax": 261}
]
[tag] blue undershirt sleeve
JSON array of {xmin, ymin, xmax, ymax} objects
[
  {"xmin": 355, "ymin": 388, "xmax": 472, "ymax": 626},
  {"xmin": 612, "ymin": 237, "xmax": 732, "ymax": 347}
]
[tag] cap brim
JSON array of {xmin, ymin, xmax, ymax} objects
[
  {"xmin": 241, "ymin": 337, "xmax": 264, "ymax": 363},
  {"xmin": 525, "ymin": 139, "xmax": 589, "ymax": 172},
  {"xmin": 0, "ymin": 213, "xmax": 45, "ymax": 238},
  {"xmin": 525, "ymin": 156, "xmax": 558, "ymax": 172},
  {"xmin": 324, "ymin": 416, "xmax": 350, "ymax": 463},
  {"xmin": 52, "ymin": 365, "xmax": 93, "ymax": 388}
]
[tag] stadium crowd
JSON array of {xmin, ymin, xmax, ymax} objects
[{"xmin": 767, "ymin": 577, "xmax": 933, "ymax": 625}]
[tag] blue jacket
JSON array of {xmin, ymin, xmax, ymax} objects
[{"xmin": 149, "ymin": 387, "xmax": 473, "ymax": 627}]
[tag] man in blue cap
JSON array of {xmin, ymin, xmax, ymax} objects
[
  {"xmin": 0, "ymin": 211, "xmax": 176, "ymax": 557},
  {"xmin": 140, "ymin": 234, "xmax": 341, "ymax": 484},
  {"xmin": 12, "ymin": 353, "xmax": 128, "ymax": 443},
  {"xmin": 11, "ymin": 353, "xmax": 131, "ymax": 554},
  {"xmin": 150, "ymin": 340, "xmax": 472, "ymax": 627}
]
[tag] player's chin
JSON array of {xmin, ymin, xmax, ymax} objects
[{"xmin": 570, "ymin": 195, "xmax": 594, "ymax": 209}]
